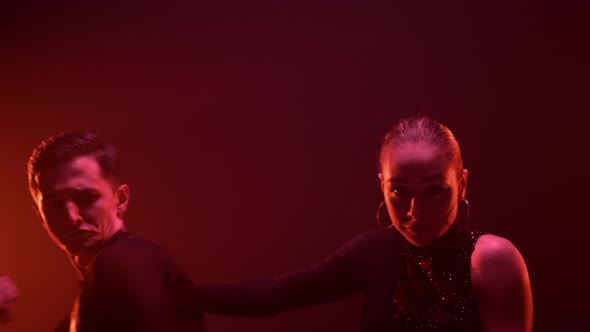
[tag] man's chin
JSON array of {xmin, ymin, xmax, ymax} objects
[
  {"xmin": 62, "ymin": 240, "xmax": 100, "ymax": 257},
  {"xmin": 61, "ymin": 244, "xmax": 84, "ymax": 256}
]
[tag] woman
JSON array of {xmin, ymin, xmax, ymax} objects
[{"xmin": 198, "ymin": 116, "xmax": 533, "ymax": 331}]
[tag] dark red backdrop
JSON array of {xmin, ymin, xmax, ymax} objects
[{"xmin": 1, "ymin": 1, "xmax": 587, "ymax": 331}]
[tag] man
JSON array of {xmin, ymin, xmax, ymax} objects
[{"xmin": 28, "ymin": 132, "xmax": 204, "ymax": 332}]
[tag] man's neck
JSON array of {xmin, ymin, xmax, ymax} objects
[
  {"xmin": 74, "ymin": 253, "xmax": 95, "ymax": 269},
  {"xmin": 72, "ymin": 229, "xmax": 127, "ymax": 272}
]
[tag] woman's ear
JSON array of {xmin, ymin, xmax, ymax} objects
[
  {"xmin": 378, "ymin": 173, "xmax": 385, "ymax": 193},
  {"xmin": 460, "ymin": 169, "xmax": 469, "ymax": 200}
]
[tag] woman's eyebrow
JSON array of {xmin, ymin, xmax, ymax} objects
[
  {"xmin": 422, "ymin": 174, "xmax": 445, "ymax": 181},
  {"xmin": 387, "ymin": 174, "xmax": 445, "ymax": 183},
  {"xmin": 386, "ymin": 177, "xmax": 405, "ymax": 184}
]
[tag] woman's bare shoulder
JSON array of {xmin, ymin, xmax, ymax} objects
[
  {"xmin": 471, "ymin": 234, "xmax": 527, "ymax": 282},
  {"xmin": 470, "ymin": 235, "xmax": 533, "ymax": 331}
]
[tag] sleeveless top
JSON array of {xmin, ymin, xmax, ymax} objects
[
  {"xmin": 196, "ymin": 222, "xmax": 487, "ymax": 332},
  {"xmin": 388, "ymin": 223, "xmax": 487, "ymax": 331}
]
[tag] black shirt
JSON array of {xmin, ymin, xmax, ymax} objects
[{"xmin": 57, "ymin": 231, "xmax": 204, "ymax": 332}]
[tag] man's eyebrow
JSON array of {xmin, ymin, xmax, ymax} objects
[
  {"xmin": 43, "ymin": 188, "xmax": 99, "ymax": 197},
  {"xmin": 75, "ymin": 188, "xmax": 99, "ymax": 193}
]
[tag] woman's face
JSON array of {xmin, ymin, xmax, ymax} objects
[{"xmin": 379, "ymin": 142, "xmax": 467, "ymax": 247}]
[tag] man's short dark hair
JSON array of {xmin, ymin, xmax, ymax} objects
[{"xmin": 28, "ymin": 131, "xmax": 121, "ymax": 195}]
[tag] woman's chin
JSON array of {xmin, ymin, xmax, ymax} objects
[{"xmin": 403, "ymin": 233, "xmax": 435, "ymax": 247}]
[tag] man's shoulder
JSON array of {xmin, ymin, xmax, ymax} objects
[
  {"xmin": 107, "ymin": 234, "xmax": 166, "ymax": 252},
  {"xmin": 91, "ymin": 234, "xmax": 172, "ymax": 273}
]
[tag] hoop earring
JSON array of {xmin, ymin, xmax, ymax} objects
[
  {"xmin": 460, "ymin": 198, "xmax": 470, "ymax": 226},
  {"xmin": 376, "ymin": 201, "xmax": 393, "ymax": 229}
]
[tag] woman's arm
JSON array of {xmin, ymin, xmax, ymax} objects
[
  {"xmin": 471, "ymin": 234, "xmax": 533, "ymax": 332},
  {"xmin": 197, "ymin": 229, "xmax": 398, "ymax": 317}
]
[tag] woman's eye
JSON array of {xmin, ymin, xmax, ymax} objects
[
  {"xmin": 390, "ymin": 187, "xmax": 408, "ymax": 196},
  {"xmin": 425, "ymin": 186, "xmax": 444, "ymax": 196}
]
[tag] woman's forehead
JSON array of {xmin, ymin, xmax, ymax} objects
[
  {"xmin": 382, "ymin": 143, "xmax": 455, "ymax": 180},
  {"xmin": 389, "ymin": 142, "xmax": 441, "ymax": 159}
]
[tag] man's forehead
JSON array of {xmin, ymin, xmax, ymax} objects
[
  {"xmin": 35, "ymin": 156, "xmax": 104, "ymax": 189},
  {"xmin": 41, "ymin": 155, "xmax": 100, "ymax": 175}
]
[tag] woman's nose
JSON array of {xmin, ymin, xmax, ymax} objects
[{"xmin": 406, "ymin": 197, "xmax": 423, "ymax": 220}]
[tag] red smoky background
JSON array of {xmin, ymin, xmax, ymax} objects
[{"xmin": 0, "ymin": 1, "xmax": 587, "ymax": 331}]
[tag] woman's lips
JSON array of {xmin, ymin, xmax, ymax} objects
[{"xmin": 405, "ymin": 222, "xmax": 429, "ymax": 234}]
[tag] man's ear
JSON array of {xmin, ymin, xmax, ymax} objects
[
  {"xmin": 115, "ymin": 184, "xmax": 130, "ymax": 216},
  {"xmin": 378, "ymin": 173, "xmax": 384, "ymax": 193},
  {"xmin": 460, "ymin": 169, "xmax": 469, "ymax": 200}
]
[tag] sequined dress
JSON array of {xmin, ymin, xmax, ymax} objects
[
  {"xmin": 389, "ymin": 224, "xmax": 487, "ymax": 331},
  {"xmin": 198, "ymin": 223, "xmax": 487, "ymax": 332}
]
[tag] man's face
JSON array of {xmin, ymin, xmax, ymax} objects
[{"xmin": 32, "ymin": 156, "xmax": 129, "ymax": 257}]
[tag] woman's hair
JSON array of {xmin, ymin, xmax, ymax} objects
[{"xmin": 379, "ymin": 115, "xmax": 464, "ymax": 178}]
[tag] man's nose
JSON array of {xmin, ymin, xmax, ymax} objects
[{"xmin": 65, "ymin": 201, "xmax": 83, "ymax": 226}]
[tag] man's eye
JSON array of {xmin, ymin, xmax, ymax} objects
[
  {"xmin": 44, "ymin": 199, "xmax": 62, "ymax": 208},
  {"xmin": 76, "ymin": 194, "xmax": 97, "ymax": 206}
]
